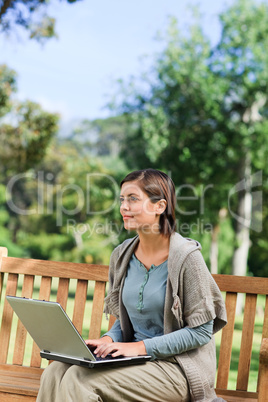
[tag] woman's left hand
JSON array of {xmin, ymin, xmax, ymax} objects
[{"xmin": 94, "ymin": 341, "xmax": 147, "ymax": 358}]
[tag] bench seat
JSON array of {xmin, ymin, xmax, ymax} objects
[
  {"xmin": 0, "ymin": 247, "xmax": 268, "ymax": 401},
  {"xmin": 0, "ymin": 364, "xmax": 42, "ymax": 400}
]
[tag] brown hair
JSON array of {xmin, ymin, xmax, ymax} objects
[{"xmin": 120, "ymin": 168, "xmax": 176, "ymax": 236}]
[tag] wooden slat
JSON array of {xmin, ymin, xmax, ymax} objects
[
  {"xmin": 262, "ymin": 295, "xmax": 268, "ymax": 339},
  {"xmin": 108, "ymin": 315, "xmax": 116, "ymax": 331},
  {"xmin": 216, "ymin": 292, "xmax": 237, "ymax": 389},
  {"xmin": 30, "ymin": 277, "xmax": 52, "ymax": 368},
  {"xmin": 213, "ymin": 274, "xmax": 268, "ymax": 296},
  {"xmin": 215, "ymin": 388, "xmax": 258, "ymax": 401},
  {"xmin": 0, "ymin": 392, "xmax": 37, "ymax": 401},
  {"xmin": 0, "ymin": 274, "xmax": 19, "ymax": 364},
  {"xmin": 0, "ymin": 363, "xmax": 43, "ymax": 375},
  {"xmin": 1, "ymin": 257, "xmax": 109, "ymax": 282},
  {"xmin": 236, "ymin": 294, "xmax": 257, "ymax": 391},
  {"xmin": 13, "ymin": 276, "xmax": 35, "ymax": 366},
  {"xmin": 258, "ymin": 337, "xmax": 268, "ymax": 402},
  {"xmin": 88, "ymin": 281, "xmax": 106, "ymax": 339},
  {"xmin": 0, "ymin": 364, "xmax": 43, "ymax": 397},
  {"xmin": 0, "ymin": 247, "xmax": 8, "ymax": 304},
  {"xmin": 257, "ymin": 295, "xmax": 268, "ymax": 393},
  {"xmin": 0, "ymin": 272, "xmax": 3, "ymax": 306},
  {"xmin": 56, "ymin": 278, "xmax": 70, "ymax": 311},
  {"xmin": 72, "ymin": 280, "xmax": 88, "ymax": 335}
]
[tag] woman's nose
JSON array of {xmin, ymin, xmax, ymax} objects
[{"xmin": 120, "ymin": 199, "xmax": 129, "ymax": 210}]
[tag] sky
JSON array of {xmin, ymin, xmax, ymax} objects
[{"xmin": 0, "ymin": 0, "xmax": 236, "ymax": 127}]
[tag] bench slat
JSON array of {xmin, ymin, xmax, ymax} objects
[
  {"xmin": 236, "ymin": 293, "xmax": 257, "ymax": 391},
  {"xmin": 0, "ymin": 273, "xmax": 19, "ymax": 364},
  {"xmin": 1, "ymin": 257, "xmax": 109, "ymax": 282},
  {"xmin": 257, "ymin": 295, "xmax": 268, "ymax": 394},
  {"xmin": 212, "ymin": 274, "xmax": 268, "ymax": 295},
  {"xmin": 0, "ymin": 247, "xmax": 8, "ymax": 304},
  {"xmin": 13, "ymin": 275, "xmax": 35, "ymax": 365},
  {"xmin": 216, "ymin": 292, "xmax": 237, "ymax": 389},
  {"xmin": 215, "ymin": 387, "xmax": 258, "ymax": 401},
  {"xmin": 108, "ymin": 315, "xmax": 116, "ymax": 331},
  {"xmin": 56, "ymin": 278, "xmax": 70, "ymax": 311},
  {"xmin": 88, "ymin": 281, "xmax": 106, "ymax": 339},
  {"xmin": 262, "ymin": 295, "xmax": 268, "ymax": 340},
  {"xmin": 72, "ymin": 280, "xmax": 88, "ymax": 335}
]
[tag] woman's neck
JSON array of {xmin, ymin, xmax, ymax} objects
[{"xmin": 135, "ymin": 231, "xmax": 170, "ymax": 269}]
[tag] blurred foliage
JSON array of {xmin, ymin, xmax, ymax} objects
[
  {"xmin": 0, "ymin": 0, "xmax": 267, "ymax": 276},
  {"xmin": 0, "ymin": 62, "xmax": 128, "ymax": 264},
  {"xmin": 110, "ymin": 0, "xmax": 268, "ymax": 276},
  {"xmin": 0, "ymin": 0, "xmax": 82, "ymax": 43}
]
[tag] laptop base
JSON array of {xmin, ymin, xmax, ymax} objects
[{"xmin": 40, "ymin": 351, "xmax": 151, "ymax": 368}]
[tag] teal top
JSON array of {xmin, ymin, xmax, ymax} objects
[{"xmin": 104, "ymin": 253, "xmax": 213, "ymax": 359}]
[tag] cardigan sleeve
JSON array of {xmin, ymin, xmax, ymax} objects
[{"xmin": 180, "ymin": 250, "xmax": 227, "ymax": 333}]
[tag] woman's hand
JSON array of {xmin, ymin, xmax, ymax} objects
[
  {"xmin": 85, "ymin": 336, "xmax": 113, "ymax": 349},
  {"xmin": 92, "ymin": 341, "xmax": 147, "ymax": 358}
]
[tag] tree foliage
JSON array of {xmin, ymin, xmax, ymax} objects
[
  {"xmin": 0, "ymin": 0, "xmax": 82, "ymax": 42},
  {"xmin": 0, "ymin": 64, "xmax": 17, "ymax": 116},
  {"xmin": 112, "ymin": 0, "xmax": 268, "ymax": 276}
]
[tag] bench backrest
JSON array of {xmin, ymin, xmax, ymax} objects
[
  {"xmin": 0, "ymin": 247, "xmax": 268, "ymax": 398},
  {"xmin": 0, "ymin": 247, "xmax": 115, "ymax": 369},
  {"xmin": 213, "ymin": 274, "xmax": 268, "ymax": 399}
]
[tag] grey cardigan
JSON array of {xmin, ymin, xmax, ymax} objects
[{"xmin": 104, "ymin": 232, "xmax": 227, "ymax": 401}]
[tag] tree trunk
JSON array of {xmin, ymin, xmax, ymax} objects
[
  {"xmin": 231, "ymin": 154, "xmax": 252, "ymax": 314},
  {"xmin": 210, "ymin": 224, "xmax": 220, "ymax": 274},
  {"xmin": 0, "ymin": 0, "xmax": 13, "ymax": 19}
]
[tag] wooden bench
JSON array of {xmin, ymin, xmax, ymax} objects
[{"xmin": 0, "ymin": 246, "xmax": 267, "ymax": 401}]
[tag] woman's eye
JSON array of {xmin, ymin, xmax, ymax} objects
[
  {"xmin": 119, "ymin": 196, "xmax": 139, "ymax": 204},
  {"xmin": 130, "ymin": 196, "xmax": 138, "ymax": 202}
]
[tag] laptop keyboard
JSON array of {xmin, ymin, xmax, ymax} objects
[{"xmin": 93, "ymin": 353, "xmax": 124, "ymax": 361}]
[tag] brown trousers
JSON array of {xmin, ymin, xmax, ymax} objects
[{"xmin": 36, "ymin": 358, "xmax": 190, "ymax": 402}]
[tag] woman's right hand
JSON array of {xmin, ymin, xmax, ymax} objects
[{"xmin": 85, "ymin": 336, "xmax": 113, "ymax": 350}]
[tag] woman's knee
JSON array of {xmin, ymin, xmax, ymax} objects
[
  {"xmin": 40, "ymin": 361, "xmax": 70, "ymax": 385},
  {"xmin": 59, "ymin": 365, "xmax": 100, "ymax": 400}
]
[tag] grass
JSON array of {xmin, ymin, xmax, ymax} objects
[{"xmin": 0, "ymin": 273, "xmax": 265, "ymax": 390}]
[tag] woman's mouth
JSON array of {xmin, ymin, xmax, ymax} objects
[{"xmin": 123, "ymin": 215, "xmax": 133, "ymax": 220}]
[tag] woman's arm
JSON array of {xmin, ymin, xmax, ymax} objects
[
  {"xmin": 143, "ymin": 320, "xmax": 213, "ymax": 360},
  {"xmin": 85, "ymin": 320, "xmax": 213, "ymax": 359},
  {"xmin": 101, "ymin": 319, "xmax": 123, "ymax": 342}
]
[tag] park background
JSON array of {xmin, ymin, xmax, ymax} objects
[{"xmin": 0, "ymin": 0, "xmax": 267, "ymax": 280}]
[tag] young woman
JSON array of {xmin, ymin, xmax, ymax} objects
[{"xmin": 37, "ymin": 168, "xmax": 227, "ymax": 402}]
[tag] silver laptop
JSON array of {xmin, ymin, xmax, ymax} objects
[{"xmin": 6, "ymin": 296, "xmax": 151, "ymax": 368}]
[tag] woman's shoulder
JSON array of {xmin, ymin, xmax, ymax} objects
[
  {"xmin": 110, "ymin": 235, "xmax": 139, "ymax": 260},
  {"xmin": 170, "ymin": 232, "xmax": 201, "ymax": 256}
]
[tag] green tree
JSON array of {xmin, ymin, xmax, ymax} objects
[
  {"xmin": 211, "ymin": 0, "xmax": 268, "ymax": 280},
  {"xmin": 0, "ymin": 64, "xmax": 17, "ymax": 116},
  {"xmin": 0, "ymin": 65, "xmax": 59, "ymax": 243},
  {"xmin": 14, "ymin": 138, "xmax": 126, "ymax": 264},
  {"xmin": 67, "ymin": 115, "xmax": 130, "ymax": 158},
  {"xmin": 113, "ymin": 1, "xmax": 268, "ymax": 278},
  {"xmin": 0, "ymin": 0, "xmax": 81, "ymax": 42}
]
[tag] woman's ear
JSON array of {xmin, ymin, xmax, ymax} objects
[{"xmin": 155, "ymin": 199, "xmax": 167, "ymax": 215}]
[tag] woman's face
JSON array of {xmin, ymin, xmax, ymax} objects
[{"xmin": 119, "ymin": 181, "xmax": 161, "ymax": 234}]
